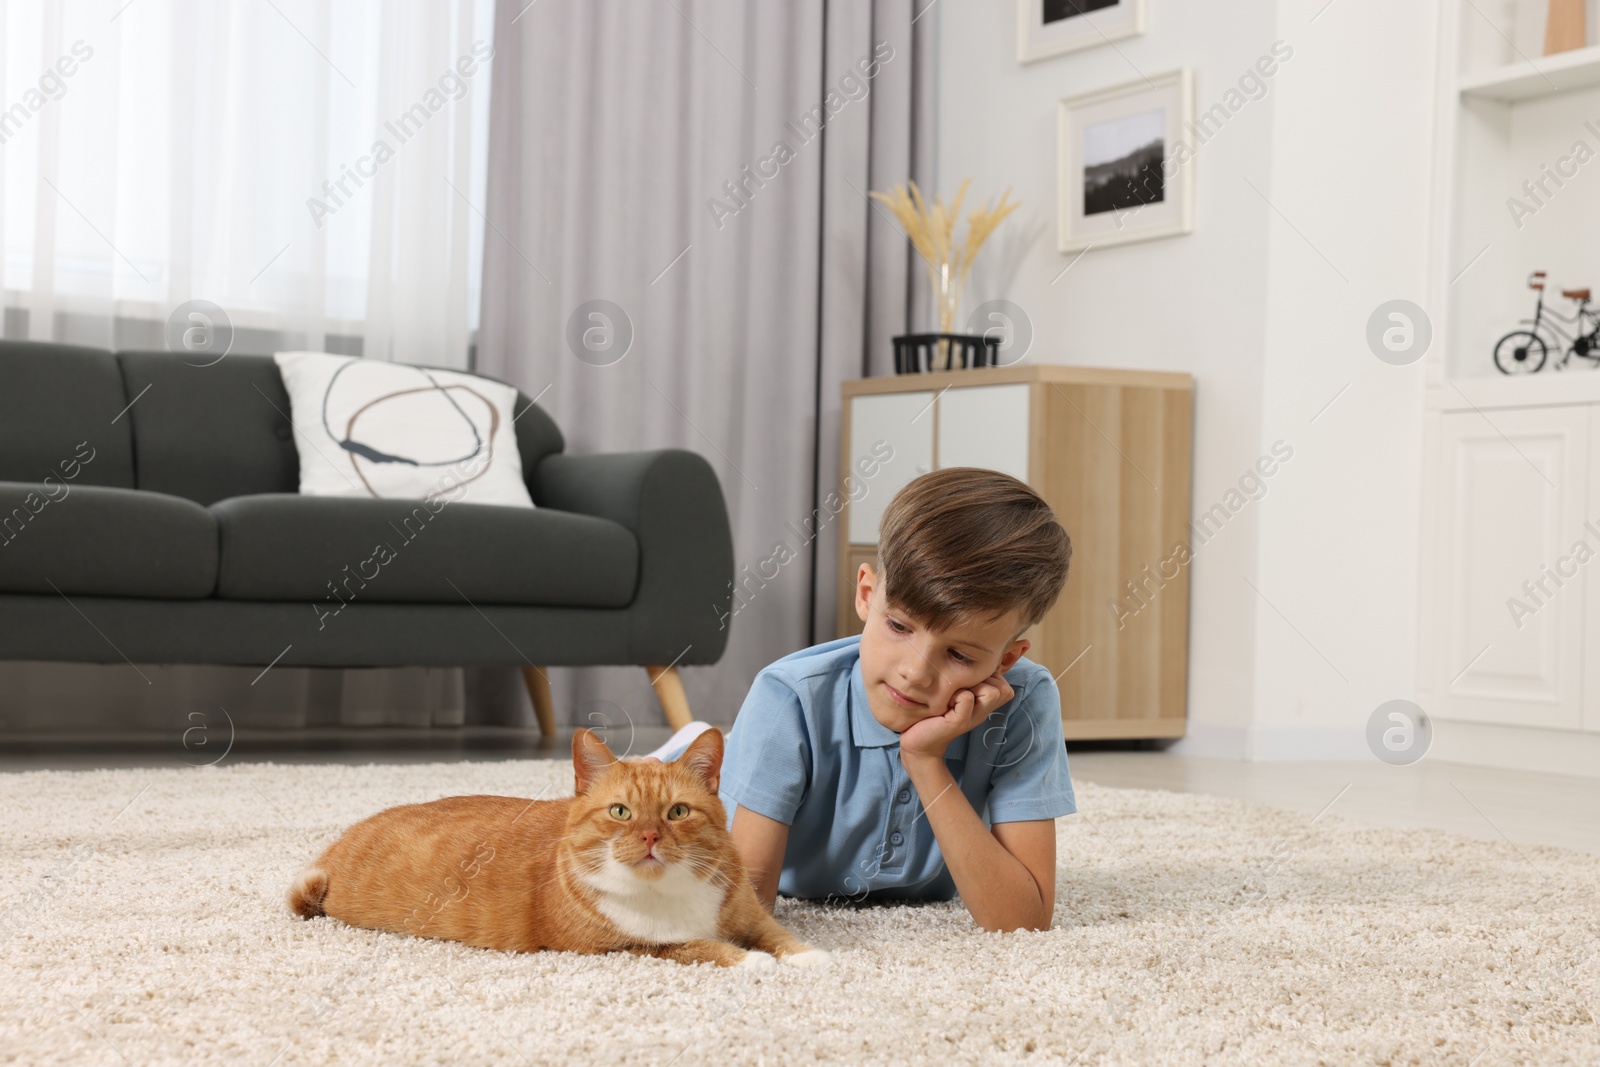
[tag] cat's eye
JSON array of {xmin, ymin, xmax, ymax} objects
[
  {"xmin": 608, "ymin": 804, "xmax": 631, "ymax": 820},
  {"xmin": 667, "ymin": 803, "xmax": 690, "ymax": 820}
]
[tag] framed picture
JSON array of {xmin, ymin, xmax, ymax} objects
[
  {"xmin": 1056, "ymin": 68, "xmax": 1193, "ymax": 254},
  {"xmin": 1017, "ymin": 0, "xmax": 1146, "ymax": 64}
]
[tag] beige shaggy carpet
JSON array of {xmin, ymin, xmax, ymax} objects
[{"xmin": 1, "ymin": 759, "xmax": 1597, "ymax": 1067}]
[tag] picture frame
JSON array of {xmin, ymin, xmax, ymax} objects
[
  {"xmin": 1056, "ymin": 68, "xmax": 1194, "ymax": 254},
  {"xmin": 1017, "ymin": 0, "xmax": 1147, "ymax": 64}
]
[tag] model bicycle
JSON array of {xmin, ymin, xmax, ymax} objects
[{"xmin": 1494, "ymin": 271, "xmax": 1600, "ymax": 374}]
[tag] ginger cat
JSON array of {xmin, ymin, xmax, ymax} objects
[{"xmin": 287, "ymin": 727, "xmax": 826, "ymax": 968}]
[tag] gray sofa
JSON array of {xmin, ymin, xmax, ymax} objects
[{"xmin": 0, "ymin": 341, "xmax": 734, "ymax": 734}]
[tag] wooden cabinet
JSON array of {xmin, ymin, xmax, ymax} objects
[{"xmin": 838, "ymin": 365, "xmax": 1195, "ymax": 740}]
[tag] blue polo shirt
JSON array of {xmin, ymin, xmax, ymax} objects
[{"xmin": 711, "ymin": 634, "xmax": 1076, "ymax": 902}]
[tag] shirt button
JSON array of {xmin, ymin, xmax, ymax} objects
[
  {"xmin": 890, "ymin": 831, "xmax": 904, "ymax": 845},
  {"xmin": 897, "ymin": 789, "xmax": 911, "ymax": 803}
]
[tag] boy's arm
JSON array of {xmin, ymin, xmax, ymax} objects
[
  {"xmin": 729, "ymin": 804, "xmax": 790, "ymax": 912},
  {"xmin": 901, "ymin": 753, "xmax": 1055, "ymax": 932},
  {"xmin": 899, "ymin": 669, "xmax": 1061, "ymax": 932}
]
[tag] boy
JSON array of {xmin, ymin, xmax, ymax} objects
[{"xmin": 657, "ymin": 467, "xmax": 1075, "ymax": 933}]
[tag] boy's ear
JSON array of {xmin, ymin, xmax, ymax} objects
[
  {"xmin": 854, "ymin": 563, "xmax": 877, "ymax": 624},
  {"xmin": 997, "ymin": 637, "xmax": 1031, "ymax": 675},
  {"xmin": 572, "ymin": 728, "xmax": 618, "ymax": 795},
  {"xmin": 679, "ymin": 727, "xmax": 724, "ymax": 794}
]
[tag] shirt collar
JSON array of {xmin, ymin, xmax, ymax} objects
[
  {"xmin": 847, "ymin": 654, "xmax": 972, "ymax": 761},
  {"xmin": 849, "ymin": 656, "xmax": 902, "ymax": 748}
]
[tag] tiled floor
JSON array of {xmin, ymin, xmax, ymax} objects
[{"xmin": 5, "ymin": 730, "xmax": 1596, "ymax": 858}]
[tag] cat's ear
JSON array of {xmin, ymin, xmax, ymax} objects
[
  {"xmin": 572, "ymin": 728, "xmax": 618, "ymax": 794},
  {"xmin": 679, "ymin": 727, "xmax": 724, "ymax": 794}
]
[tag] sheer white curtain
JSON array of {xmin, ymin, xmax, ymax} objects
[
  {"xmin": 0, "ymin": 0, "xmax": 493, "ymax": 365},
  {"xmin": 0, "ymin": 0, "xmax": 508, "ymax": 734}
]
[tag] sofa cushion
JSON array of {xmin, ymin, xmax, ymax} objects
[
  {"xmin": 0, "ymin": 342, "xmax": 136, "ymax": 489},
  {"xmin": 0, "ymin": 482, "xmax": 218, "ymax": 598},
  {"xmin": 116, "ymin": 351, "xmax": 302, "ymax": 506},
  {"xmin": 211, "ymin": 494, "xmax": 639, "ymax": 608}
]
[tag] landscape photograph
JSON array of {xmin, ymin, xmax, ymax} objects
[
  {"xmin": 1082, "ymin": 107, "xmax": 1165, "ymax": 216},
  {"xmin": 1043, "ymin": 0, "xmax": 1119, "ymax": 23}
]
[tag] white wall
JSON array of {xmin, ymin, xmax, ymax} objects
[
  {"xmin": 1247, "ymin": 0, "xmax": 1438, "ymax": 759},
  {"xmin": 936, "ymin": 0, "xmax": 1439, "ymax": 758}
]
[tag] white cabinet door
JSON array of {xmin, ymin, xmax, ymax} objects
[
  {"xmin": 847, "ymin": 391, "xmax": 935, "ymax": 544},
  {"xmin": 936, "ymin": 383, "xmax": 1031, "ymax": 482},
  {"xmin": 1585, "ymin": 407, "xmax": 1600, "ymax": 734},
  {"xmin": 1426, "ymin": 405, "xmax": 1587, "ymax": 731}
]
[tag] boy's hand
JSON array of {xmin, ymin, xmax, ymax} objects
[{"xmin": 898, "ymin": 668, "xmax": 1015, "ymax": 761}]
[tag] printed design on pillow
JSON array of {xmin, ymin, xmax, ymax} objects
[{"xmin": 322, "ymin": 360, "xmax": 500, "ymax": 501}]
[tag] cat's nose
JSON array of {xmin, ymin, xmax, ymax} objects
[{"xmin": 640, "ymin": 830, "xmax": 660, "ymax": 848}]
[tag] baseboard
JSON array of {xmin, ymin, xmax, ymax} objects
[
  {"xmin": 1167, "ymin": 716, "xmax": 1600, "ymax": 777},
  {"xmin": 1429, "ymin": 719, "xmax": 1600, "ymax": 780},
  {"xmin": 1168, "ymin": 721, "xmax": 1372, "ymax": 762},
  {"xmin": 1164, "ymin": 719, "xmax": 1249, "ymax": 759}
]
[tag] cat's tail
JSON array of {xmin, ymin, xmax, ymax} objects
[{"xmin": 287, "ymin": 866, "xmax": 329, "ymax": 918}]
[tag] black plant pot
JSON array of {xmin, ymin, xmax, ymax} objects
[{"xmin": 891, "ymin": 333, "xmax": 1001, "ymax": 374}]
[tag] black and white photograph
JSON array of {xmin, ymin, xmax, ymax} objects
[
  {"xmin": 1081, "ymin": 108, "xmax": 1165, "ymax": 216},
  {"xmin": 1044, "ymin": 0, "xmax": 1118, "ymax": 21},
  {"xmin": 1018, "ymin": 0, "xmax": 1146, "ymax": 63},
  {"xmin": 1058, "ymin": 68, "xmax": 1193, "ymax": 252}
]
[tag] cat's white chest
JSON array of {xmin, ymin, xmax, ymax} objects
[{"xmin": 582, "ymin": 860, "xmax": 725, "ymax": 944}]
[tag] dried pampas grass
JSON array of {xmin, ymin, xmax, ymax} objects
[{"xmin": 869, "ymin": 178, "xmax": 1020, "ymax": 339}]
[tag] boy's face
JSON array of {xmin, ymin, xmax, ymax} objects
[{"xmin": 853, "ymin": 563, "xmax": 1031, "ymax": 734}]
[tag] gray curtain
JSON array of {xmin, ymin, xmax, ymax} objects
[
  {"xmin": 475, "ymin": 0, "xmax": 935, "ymax": 729},
  {"xmin": 0, "ymin": 661, "xmax": 468, "ymax": 735}
]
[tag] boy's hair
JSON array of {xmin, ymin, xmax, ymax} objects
[{"xmin": 875, "ymin": 467, "xmax": 1071, "ymax": 635}]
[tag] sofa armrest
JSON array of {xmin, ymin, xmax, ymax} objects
[{"xmin": 531, "ymin": 449, "xmax": 733, "ymax": 665}]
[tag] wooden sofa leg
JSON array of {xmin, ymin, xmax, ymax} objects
[
  {"xmin": 521, "ymin": 666, "xmax": 556, "ymax": 737},
  {"xmin": 646, "ymin": 665, "xmax": 693, "ymax": 731}
]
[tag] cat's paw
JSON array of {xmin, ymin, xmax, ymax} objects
[
  {"xmin": 736, "ymin": 949, "xmax": 778, "ymax": 970},
  {"xmin": 783, "ymin": 948, "xmax": 833, "ymax": 968}
]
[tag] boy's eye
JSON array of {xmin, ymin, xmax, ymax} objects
[
  {"xmin": 608, "ymin": 804, "xmax": 631, "ymax": 820},
  {"xmin": 887, "ymin": 619, "xmax": 910, "ymax": 634},
  {"xmin": 950, "ymin": 650, "xmax": 972, "ymax": 665},
  {"xmin": 667, "ymin": 803, "xmax": 690, "ymax": 820}
]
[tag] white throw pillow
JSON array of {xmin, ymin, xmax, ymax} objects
[{"xmin": 272, "ymin": 351, "xmax": 536, "ymax": 508}]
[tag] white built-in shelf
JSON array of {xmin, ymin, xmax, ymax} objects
[
  {"xmin": 1459, "ymin": 44, "xmax": 1600, "ymax": 102},
  {"xmin": 1426, "ymin": 366, "xmax": 1600, "ymax": 412}
]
